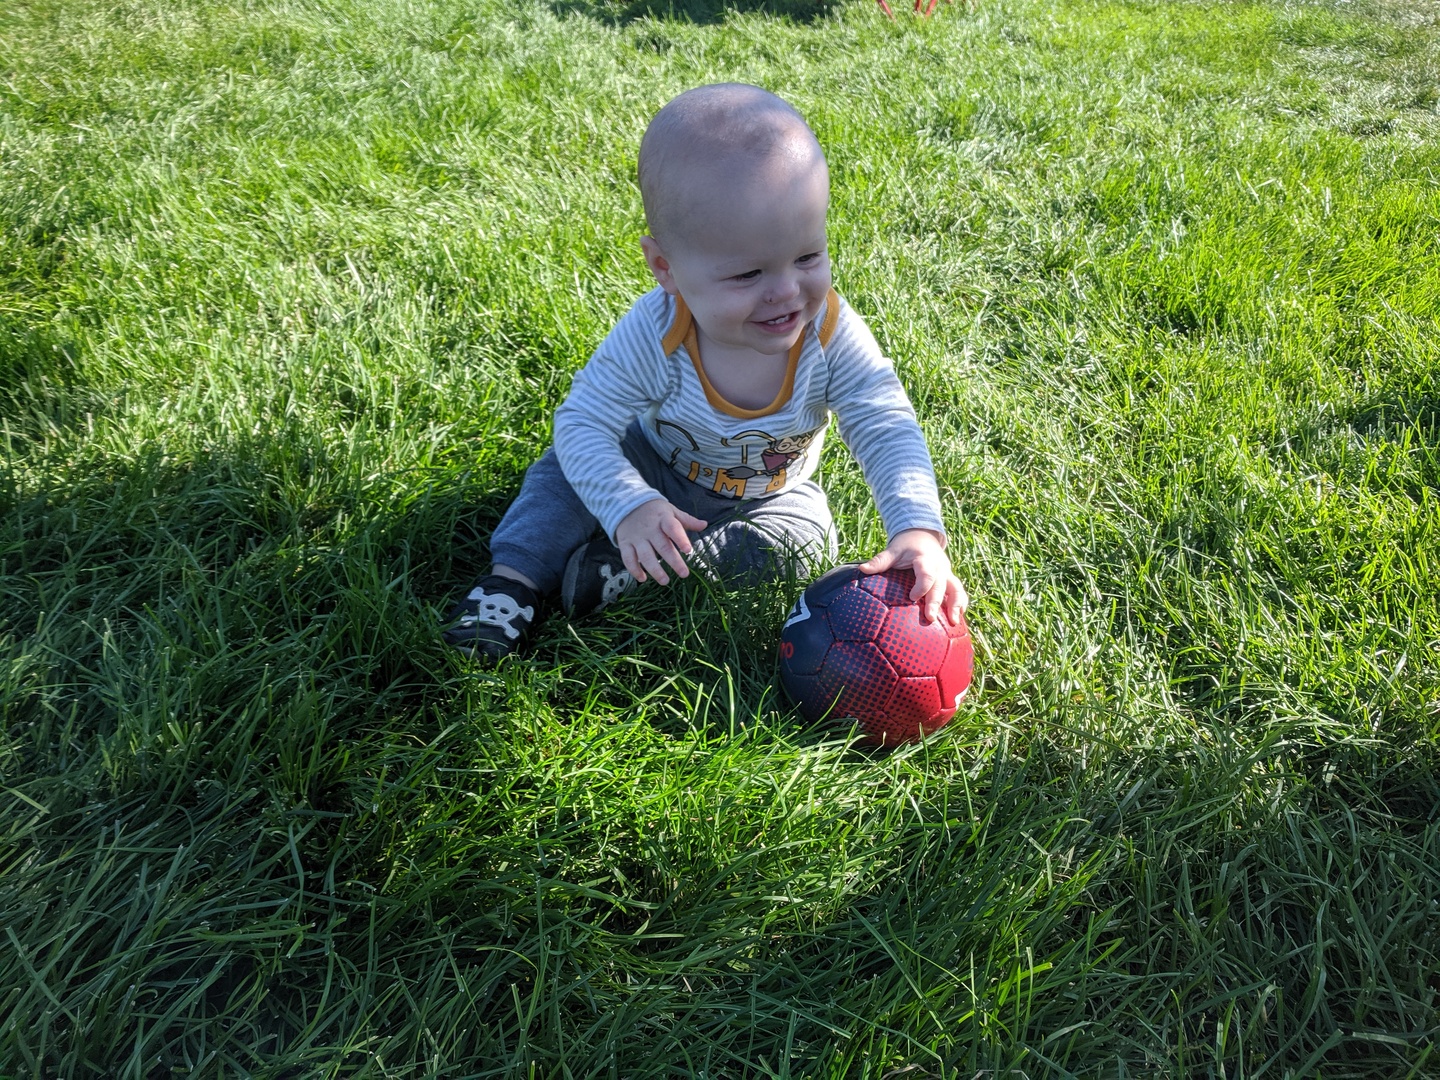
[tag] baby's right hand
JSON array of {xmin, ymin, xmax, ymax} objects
[{"xmin": 614, "ymin": 500, "xmax": 708, "ymax": 586}]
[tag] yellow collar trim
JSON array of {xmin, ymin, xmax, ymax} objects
[{"xmin": 660, "ymin": 289, "xmax": 841, "ymax": 420}]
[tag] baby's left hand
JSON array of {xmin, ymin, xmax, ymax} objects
[{"xmin": 858, "ymin": 528, "xmax": 968, "ymax": 625}]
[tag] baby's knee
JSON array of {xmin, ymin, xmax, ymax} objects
[{"xmin": 695, "ymin": 518, "xmax": 832, "ymax": 587}]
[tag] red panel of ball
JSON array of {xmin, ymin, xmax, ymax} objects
[
  {"xmin": 881, "ymin": 677, "xmax": 948, "ymax": 741},
  {"xmin": 936, "ymin": 635, "xmax": 974, "ymax": 710},
  {"xmin": 876, "ymin": 605, "xmax": 950, "ymax": 678}
]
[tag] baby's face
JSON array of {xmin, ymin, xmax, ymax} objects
[{"xmin": 642, "ymin": 159, "xmax": 831, "ymax": 358}]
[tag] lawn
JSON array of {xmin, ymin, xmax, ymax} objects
[{"xmin": 1, "ymin": 0, "xmax": 1438, "ymax": 1074}]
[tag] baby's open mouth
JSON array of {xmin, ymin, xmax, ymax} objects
[{"xmin": 758, "ymin": 311, "xmax": 798, "ymax": 328}]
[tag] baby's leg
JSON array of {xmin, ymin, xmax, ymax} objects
[
  {"xmin": 487, "ymin": 448, "xmax": 598, "ymax": 595},
  {"xmin": 446, "ymin": 445, "xmax": 616, "ymax": 656},
  {"xmin": 490, "ymin": 425, "xmax": 678, "ymax": 601},
  {"xmin": 688, "ymin": 481, "xmax": 838, "ymax": 588}
]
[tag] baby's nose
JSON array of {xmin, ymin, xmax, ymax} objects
[{"xmin": 767, "ymin": 274, "xmax": 800, "ymax": 302}]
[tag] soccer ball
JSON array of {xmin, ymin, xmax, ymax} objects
[{"xmin": 778, "ymin": 563, "xmax": 973, "ymax": 745}]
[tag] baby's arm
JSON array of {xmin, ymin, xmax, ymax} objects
[
  {"xmin": 859, "ymin": 528, "xmax": 968, "ymax": 625},
  {"xmin": 820, "ymin": 299, "xmax": 967, "ymax": 623},
  {"xmin": 552, "ymin": 296, "xmax": 678, "ymax": 541},
  {"xmin": 614, "ymin": 499, "xmax": 708, "ymax": 585}
]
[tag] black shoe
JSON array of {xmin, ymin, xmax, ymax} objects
[
  {"xmin": 442, "ymin": 575, "xmax": 542, "ymax": 660},
  {"xmin": 560, "ymin": 539, "xmax": 638, "ymax": 618}
]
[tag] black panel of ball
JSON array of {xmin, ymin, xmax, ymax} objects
[
  {"xmin": 797, "ymin": 562, "xmax": 868, "ymax": 609},
  {"xmin": 779, "ymin": 604, "xmax": 832, "ymax": 677},
  {"xmin": 857, "ymin": 569, "xmax": 912, "ymax": 608},
  {"xmin": 822, "ymin": 640, "xmax": 898, "ymax": 723},
  {"xmin": 781, "ymin": 670, "xmax": 834, "ymax": 724}
]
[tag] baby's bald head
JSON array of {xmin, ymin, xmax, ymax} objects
[{"xmin": 639, "ymin": 84, "xmax": 827, "ymax": 248}]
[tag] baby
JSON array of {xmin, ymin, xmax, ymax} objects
[{"xmin": 444, "ymin": 83, "xmax": 968, "ymax": 659}]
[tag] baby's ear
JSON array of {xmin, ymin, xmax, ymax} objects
[{"xmin": 639, "ymin": 235, "xmax": 679, "ymax": 295}]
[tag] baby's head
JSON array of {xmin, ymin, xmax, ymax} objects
[
  {"xmin": 638, "ymin": 85, "xmax": 833, "ymax": 356},
  {"xmin": 639, "ymin": 83, "xmax": 827, "ymax": 249}
]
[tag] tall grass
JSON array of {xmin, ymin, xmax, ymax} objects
[{"xmin": 2, "ymin": 0, "xmax": 1437, "ymax": 1073}]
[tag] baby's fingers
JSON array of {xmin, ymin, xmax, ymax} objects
[
  {"xmin": 659, "ymin": 519, "xmax": 699, "ymax": 571},
  {"xmin": 656, "ymin": 536, "xmax": 690, "ymax": 582},
  {"xmin": 949, "ymin": 578, "xmax": 970, "ymax": 620},
  {"xmin": 859, "ymin": 548, "xmax": 896, "ymax": 576},
  {"xmin": 619, "ymin": 542, "xmax": 648, "ymax": 584},
  {"xmin": 674, "ymin": 509, "xmax": 708, "ymax": 534},
  {"xmin": 637, "ymin": 542, "xmax": 672, "ymax": 587},
  {"xmin": 908, "ymin": 572, "xmax": 944, "ymax": 623}
]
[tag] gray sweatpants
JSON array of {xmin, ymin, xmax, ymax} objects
[{"xmin": 490, "ymin": 422, "xmax": 838, "ymax": 595}]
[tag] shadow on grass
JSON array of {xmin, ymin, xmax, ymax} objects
[
  {"xmin": 0, "ymin": 315, "xmax": 88, "ymax": 424},
  {"xmin": 547, "ymin": 0, "xmax": 838, "ymax": 26},
  {"xmin": 1350, "ymin": 389, "xmax": 1440, "ymax": 440}
]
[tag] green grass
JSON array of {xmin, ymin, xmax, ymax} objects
[{"xmin": 2, "ymin": 0, "xmax": 1438, "ymax": 1073}]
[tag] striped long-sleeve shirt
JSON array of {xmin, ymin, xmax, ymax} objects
[{"xmin": 553, "ymin": 286, "xmax": 947, "ymax": 545}]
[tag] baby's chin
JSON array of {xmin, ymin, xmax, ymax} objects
[{"xmin": 747, "ymin": 326, "xmax": 806, "ymax": 356}]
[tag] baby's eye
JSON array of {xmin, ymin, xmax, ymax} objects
[
  {"xmin": 732, "ymin": 269, "xmax": 762, "ymax": 281},
  {"xmin": 797, "ymin": 252, "xmax": 824, "ymax": 266}
]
